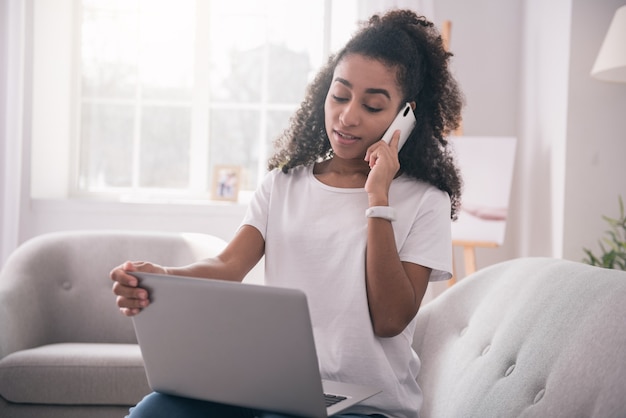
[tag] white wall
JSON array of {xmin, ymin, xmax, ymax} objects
[
  {"xmin": 30, "ymin": 0, "xmax": 73, "ymax": 199},
  {"xmin": 515, "ymin": 0, "xmax": 572, "ymax": 259},
  {"xmin": 1, "ymin": 0, "xmax": 30, "ymax": 266},
  {"xmin": 435, "ymin": 0, "xmax": 523, "ymax": 136},
  {"xmin": 563, "ymin": 0, "xmax": 626, "ymax": 262},
  {"xmin": 0, "ymin": 1, "xmax": 8, "ymax": 250}
]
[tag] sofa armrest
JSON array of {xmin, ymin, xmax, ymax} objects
[
  {"xmin": 0, "ymin": 230, "xmax": 227, "ymax": 359},
  {"xmin": 413, "ymin": 257, "xmax": 626, "ymax": 418}
]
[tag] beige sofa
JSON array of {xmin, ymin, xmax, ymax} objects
[
  {"xmin": 2, "ymin": 231, "xmax": 625, "ymax": 417},
  {"xmin": 0, "ymin": 230, "xmax": 227, "ymax": 418}
]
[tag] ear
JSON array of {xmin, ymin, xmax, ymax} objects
[{"xmin": 409, "ymin": 101, "xmax": 416, "ymax": 111}]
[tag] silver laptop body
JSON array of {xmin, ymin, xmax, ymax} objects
[{"xmin": 130, "ymin": 272, "xmax": 380, "ymax": 418}]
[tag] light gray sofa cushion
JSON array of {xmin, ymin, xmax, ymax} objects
[
  {"xmin": 413, "ymin": 257, "xmax": 626, "ymax": 418},
  {"xmin": 0, "ymin": 343, "xmax": 146, "ymax": 405}
]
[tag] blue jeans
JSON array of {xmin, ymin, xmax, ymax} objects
[{"xmin": 127, "ymin": 392, "xmax": 385, "ymax": 418}]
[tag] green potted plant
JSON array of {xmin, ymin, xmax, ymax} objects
[{"xmin": 583, "ymin": 196, "xmax": 626, "ymax": 270}]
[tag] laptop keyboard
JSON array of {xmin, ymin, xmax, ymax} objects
[{"xmin": 324, "ymin": 393, "xmax": 347, "ymax": 407}]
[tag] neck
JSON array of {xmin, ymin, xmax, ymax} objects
[
  {"xmin": 313, "ymin": 157, "xmax": 371, "ymax": 188},
  {"xmin": 320, "ymin": 156, "xmax": 370, "ymax": 176}
]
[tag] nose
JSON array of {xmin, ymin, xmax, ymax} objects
[{"xmin": 339, "ymin": 101, "xmax": 360, "ymax": 127}]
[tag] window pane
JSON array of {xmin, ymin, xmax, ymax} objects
[
  {"xmin": 138, "ymin": 0, "xmax": 195, "ymax": 101},
  {"xmin": 81, "ymin": 0, "xmax": 195, "ymax": 101},
  {"xmin": 266, "ymin": 110, "xmax": 294, "ymax": 156},
  {"xmin": 79, "ymin": 103, "xmax": 134, "ymax": 188},
  {"xmin": 81, "ymin": 5, "xmax": 139, "ymax": 98},
  {"xmin": 208, "ymin": 109, "xmax": 260, "ymax": 188},
  {"xmin": 139, "ymin": 106, "xmax": 191, "ymax": 188},
  {"xmin": 83, "ymin": 0, "xmax": 137, "ymax": 9},
  {"xmin": 208, "ymin": 1, "xmax": 323, "ymax": 104},
  {"xmin": 266, "ymin": 48, "xmax": 311, "ymax": 103},
  {"xmin": 208, "ymin": 13, "xmax": 265, "ymax": 103}
]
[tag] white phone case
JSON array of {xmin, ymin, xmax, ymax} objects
[{"xmin": 380, "ymin": 102, "xmax": 416, "ymax": 151}]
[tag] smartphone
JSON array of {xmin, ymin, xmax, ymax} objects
[{"xmin": 380, "ymin": 102, "xmax": 416, "ymax": 151}]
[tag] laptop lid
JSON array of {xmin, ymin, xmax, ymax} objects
[{"xmin": 130, "ymin": 272, "xmax": 380, "ymax": 418}]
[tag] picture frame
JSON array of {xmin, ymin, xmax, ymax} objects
[{"xmin": 211, "ymin": 165, "xmax": 241, "ymax": 202}]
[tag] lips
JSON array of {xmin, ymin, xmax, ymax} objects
[{"xmin": 333, "ymin": 129, "xmax": 361, "ymax": 145}]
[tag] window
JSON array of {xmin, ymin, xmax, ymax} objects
[{"xmin": 75, "ymin": 0, "xmax": 359, "ymax": 200}]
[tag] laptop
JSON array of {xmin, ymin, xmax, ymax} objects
[{"xmin": 130, "ymin": 272, "xmax": 381, "ymax": 418}]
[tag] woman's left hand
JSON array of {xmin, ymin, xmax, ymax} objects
[{"xmin": 364, "ymin": 130, "xmax": 401, "ymax": 203}]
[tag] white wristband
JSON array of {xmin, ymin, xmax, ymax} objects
[{"xmin": 365, "ymin": 206, "xmax": 396, "ymax": 222}]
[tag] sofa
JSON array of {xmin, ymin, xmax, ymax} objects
[
  {"xmin": 2, "ymin": 231, "xmax": 625, "ymax": 418},
  {"xmin": 413, "ymin": 257, "xmax": 626, "ymax": 418},
  {"xmin": 0, "ymin": 230, "xmax": 227, "ymax": 418}
]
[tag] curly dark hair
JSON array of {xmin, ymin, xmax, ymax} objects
[{"xmin": 268, "ymin": 9, "xmax": 464, "ymax": 219}]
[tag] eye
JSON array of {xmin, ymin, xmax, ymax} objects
[
  {"xmin": 363, "ymin": 104, "xmax": 382, "ymax": 113},
  {"xmin": 332, "ymin": 94, "xmax": 348, "ymax": 103}
]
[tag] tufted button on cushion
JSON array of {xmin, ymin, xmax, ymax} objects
[
  {"xmin": 480, "ymin": 344, "xmax": 491, "ymax": 356},
  {"xmin": 533, "ymin": 388, "xmax": 546, "ymax": 404},
  {"xmin": 504, "ymin": 363, "xmax": 516, "ymax": 377}
]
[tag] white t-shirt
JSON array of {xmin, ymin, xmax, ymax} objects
[{"xmin": 242, "ymin": 164, "xmax": 452, "ymax": 418}]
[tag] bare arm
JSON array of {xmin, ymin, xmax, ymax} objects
[
  {"xmin": 110, "ymin": 225, "xmax": 265, "ymax": 316},
  {"xmin": 364, "ymin": 132, "xmax": 431, "ymax": 337},
  {"xmin": 365, "ymin": 217, "xmax": 430, "ymax": 337},
  {"xmin": 166, "ymin": 225, "xmax": 265, "ymax": 280}
]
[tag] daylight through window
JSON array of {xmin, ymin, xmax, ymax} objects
[{"xmin": 76, "ymin": 0, "xmax": 358, "ymax": 200}]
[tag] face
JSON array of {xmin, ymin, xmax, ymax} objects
[{"xmin": 324, "ymin": 53, "xmax": 404, "ymax": 160}]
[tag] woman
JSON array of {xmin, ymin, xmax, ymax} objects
[{"xmin": 111, "ymin": 9, "xmax": 463, "ymax": 418}]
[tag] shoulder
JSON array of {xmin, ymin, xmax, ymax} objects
[
  {"xmin": 395, "ymin": 175, "xmax": 450, "ymax": 201},
  {"xmin": 392, "ymin": 176, "xmax": 451, "ymax": 217},
  {"xmin": 258, "ymin": 165, "xmax": 313, "ymax": 192},
  {"xmin": 265, "ymin": 164, "xmax": 312, "ymax": 182}
]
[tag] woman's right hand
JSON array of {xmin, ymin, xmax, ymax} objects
[{"xmin": 110, "ymin": 261, "xmax": 166, "ymax": 316}]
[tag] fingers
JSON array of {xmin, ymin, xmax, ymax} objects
[
  {"xmin": 112, "ymin": 278, "xmax": 148, "ymax": 303},
  {"xmin": 119, "ymin": 307, "xmax": 143, "ymax": 317},
  {"xmin": 366, "ymin": 130, "xmax": 400, "ymax": 169},
  {"xmin": 364, "ymin": 132, "xmax": 401, "ymax": 197},
  {"xmin": 110, "ymin": 264, "xmax": 136, "ymax": 287},
  {"xmin": 110, "ymin": 261, "xmax": 155, "ymax": 316},
  {"xmin": 388, "ymin": 129, "xmax": 401, "ymax": 152}
]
